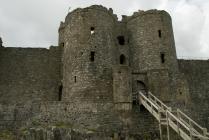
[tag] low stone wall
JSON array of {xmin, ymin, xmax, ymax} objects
[{"xmin": 0, "ymin": 101, "xmax": 160, "ymax": 139}]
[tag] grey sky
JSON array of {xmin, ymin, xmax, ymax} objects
[{"xmin": 0, "ymin": 0, "xmax": 209, "ymax": 58}]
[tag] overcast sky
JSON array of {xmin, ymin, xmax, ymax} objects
[{"xmin": 0, "ymin": 0, "xmax": 209, "ymax": 58}]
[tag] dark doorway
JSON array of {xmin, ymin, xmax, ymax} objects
[
  {"xmin": 133, "ymin": 81, "xmax": 147, "ymax": 106},
  {"xmin": 136, "ymin": 81, "xmax": 146, "ymax": 93}
]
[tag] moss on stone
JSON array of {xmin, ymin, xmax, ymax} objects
[
  {"xmin": 54, "ymin": 121, "xmax": 74, "ymax": 128},
  {"xmin": 0, "ymin": 130, "xmax": 15, "ymax": 140}
]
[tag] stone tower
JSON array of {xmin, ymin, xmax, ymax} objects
[
  {"xmin": 127, "ymin": 10, "xmax": 180, "ymax": 101},
  {"xmin": 59, "ymin": 6, "xmax": 118, "ymax": 103},
  {"xmin": 59, "ymin": 5, "xmax": 188, "ymax": 109}
]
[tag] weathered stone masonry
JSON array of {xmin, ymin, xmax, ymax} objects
[{"xmin": 0, "ymin": 5, "xmax": 209, "ymax": 140}]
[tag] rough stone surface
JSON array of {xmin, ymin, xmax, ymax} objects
[
  {"xmin": 178, "ymin": 60, "xmax": 209, "ymax": 129},
  {"xmin": 0, "ymin": 46, "xmax": 62, "ymax": 104},
  {"xmin": 0, "ymin": 5, "xmax": 208, "ymax": 140}
]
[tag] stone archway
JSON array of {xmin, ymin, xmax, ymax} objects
[
  {"xmin": 133, "ymin": 80, "xmax": 147, "ymax": 105},
  {"xmin": 136, "ymin": 80, "xmax": 147, "ymax": 93}
]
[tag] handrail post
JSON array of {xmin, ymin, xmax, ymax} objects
[
  {"xmin": 148, "ymin": 92, "xmax": 151, "ymax": 99},
  {"xmin": 189, "ymin": 120, "xmax": 193, "ymax": 140},
  {"xmin": 166, "ymin": 111, "xmax": 170, "ymax": 140},
  {"xmin": 159, "ymin": 109, "xmax": 163, "ymax": 140},
  {"xmin": 177, "ymin": 109, "xmax": 180, "ymax": 135},
  {"xmin": 203, "ymin": 128, "xmax": 207, "ymax": 139}
]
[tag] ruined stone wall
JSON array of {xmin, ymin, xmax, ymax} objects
[
  {"xmin": 0, "ymin": 46, "xmax": 62, "ymax": 105},
  {"xmin": 178, "ymin": 60, "xmax": 209, "ymax": 129}
]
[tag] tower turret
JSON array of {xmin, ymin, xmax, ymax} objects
[
  {"xmin": 127, "ymin": 10, "xmax": 178, "ymax": 73},
  {"xmin": 127, "ymin": 10, "xmax": 179, "ymax": 101},
  {"xmin": 60, "ymin": 5, "xmax": 117, "ymax": 102}
]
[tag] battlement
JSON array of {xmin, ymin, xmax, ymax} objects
[
  {"xmin": 63, "ymin": 5, "xmax": 171, "ymax": 24},
  {"xmin": 126, "ymin": 9, "xmax": 171, "ymax": 21},
  {"xmin": 64, "ymin": 5, "xmax": 118, "ymax": 24}
]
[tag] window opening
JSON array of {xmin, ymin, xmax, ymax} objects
[
  {"xmin": 161, "ymin": 53, "xmax": 165, "ymax": 63},
  {"xmin": 90, "ymin": 27, "xmax": 95, "ymax": 34},
  {"xmin": 58, "ymin": 85, "xmax": 63, "ymax": 101},
  {"xmin": 90, "ymin": 51, "xmax": 95, "ymax": 62},
  {"xmin": 117, "ymin": 36, "xmax": 125, "ymax": 45},
  {"xmin": 158, "ymin": 30, "xmax": 162, "ymax": 38},
  {"xmin": 120, "ymin": 54, "xmax": 126, "ymax": 64},
  {"xmin": 74, "ymin": 76, "xmax": 77, "ymax": 83}
]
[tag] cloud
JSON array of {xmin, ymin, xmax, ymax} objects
[
  {"xmin": 0, "ymin": 0, "xmax": 208, "ymax": 58},
  {"xmin": 0, "ymin": 0, "xmax": 69, "ymax": 47},
  {"xmin": 169, "ymin": 0, "xmax": 209, "ymax": 58},
  {"xmin": 171, "ymin": 0, "xmax": 205, "ymax": 57}
]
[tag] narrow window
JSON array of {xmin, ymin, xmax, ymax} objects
[
  {"xmin": 90, "ymin": 51, "xmax": 95, "ymax": 62},
  {"xmin": 90, "ymin": 27, "xmax": 95, "ymax": 34},
  {"xmin": 120, "ymin": 54, "xmax": 126, "ymax": 64},
  {"xmin": 161, "ymin": 53, "xmax": 165, "ymax": 63},
  {"xmin": 58, "ymin": 85, "xmax": 63, "ymax": 101},
  {"xmin": 117, "ymin": 36, "xmax": 125, "ymax": 45},
  {"xmin": 158, "ymin": 30, "xmax": 162, "ymax": 38},
  {"xmin": 74, "ymin": 76, "xmax": 77, "ymax": 83}
]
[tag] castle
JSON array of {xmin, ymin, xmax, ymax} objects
[{"xmin": 0, "ymin": 5, "xmax": 209, "ymax": 140}]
